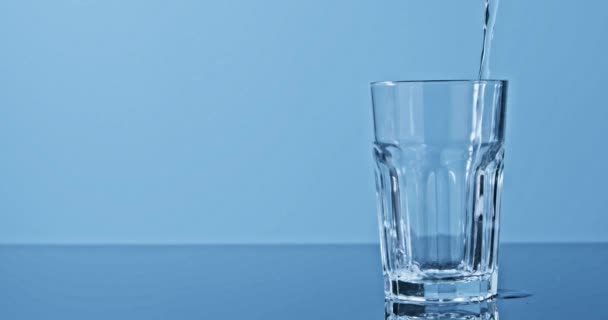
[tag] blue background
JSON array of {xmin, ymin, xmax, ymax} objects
[{"xmin": 0, "ymin": 0, "xmax": 606, "ymax": 244}]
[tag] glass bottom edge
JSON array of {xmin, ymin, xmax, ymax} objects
[{"xmin": 385, "ymin": 273, "xmax": 497, "ymax": 303}]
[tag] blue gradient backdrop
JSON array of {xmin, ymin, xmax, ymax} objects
[{"xmin": 0, "ymin": 0, "xmax": 606, "ymax": 243}]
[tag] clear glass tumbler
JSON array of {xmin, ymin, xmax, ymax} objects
[{"xmin": 371, "ymin": 80, "xmax": 508, "ymax": 303}]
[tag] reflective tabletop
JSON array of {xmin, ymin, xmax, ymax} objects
[{"xmin": 0, "ymin": 244, "xmax": 605, "ymax": 319}]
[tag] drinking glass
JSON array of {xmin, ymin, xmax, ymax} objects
[{"xmin": 371, "ymin": 80, "xmax": 508, "ymax": 303}]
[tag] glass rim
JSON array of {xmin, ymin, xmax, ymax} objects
[{"xmin": 371, "ymin": 79, "xmax": 508, "ymax": 86}]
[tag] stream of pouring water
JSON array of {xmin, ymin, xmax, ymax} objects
[{"xmin": 478, "ymin": 0, "xmax": 500, "ymax": 79}]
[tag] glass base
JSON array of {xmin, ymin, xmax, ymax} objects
[
  {"xmin": 385, "ymin": 298, "xmax": 498, "ymax": 320},
  {"xmin": 386, "ymin": 273, "xmax": 497, "ymax": 303}
]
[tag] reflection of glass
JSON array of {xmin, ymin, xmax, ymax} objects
[
  {"xmin": 385, "ymin": 299, "xmax": 498, "ymax": 320},
  {"xmin": 371, "ymin": 80, "xmax": 508, "ymax": 303}
]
